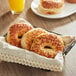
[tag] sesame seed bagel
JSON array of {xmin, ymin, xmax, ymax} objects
[
  {"xmin": 31, "ymin": 33, "xmax": 64, "ymax": 58},
  {"xmin": 38, "ymin": 0, "xmax": 64, "ymax": 14},
  {"xmin": 6, "ymin": 23, "xmax": 33, "ymax": 47},
  {"xmin": 21, "ymin": 28, "xmax": 48, "ymax": 50}
]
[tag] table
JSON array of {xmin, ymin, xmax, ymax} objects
[{"xmin": 0, "ymin": 0, "xmax": 76, "ymax": 76}]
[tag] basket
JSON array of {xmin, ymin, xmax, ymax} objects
[{"xmin": 0, "ymin": 18, "xmax": 76, "ymax": 71}]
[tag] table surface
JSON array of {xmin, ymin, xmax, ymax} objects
[{"xmin": 0, "ymin": 0, "xmax": 76, "ymax": 76}]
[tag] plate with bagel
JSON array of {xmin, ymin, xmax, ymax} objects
[
  {"xmin": 31, "ymin": 0, "xmax": 76, "ymax": 19},
  {"xmin": 0, "ymin": 18, "xmax": 76, "ymax": 71}
]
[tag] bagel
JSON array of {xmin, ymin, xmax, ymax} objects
[
  {"xmin": 21, "ymin": 28, "xmax": 48, "ymax": 50},
  {"xmin": 38, "ymin": 0, "xmax": 64, "ymax": 14},
  {"xmin": 31, "ymin": 33, "xmax": 64, "ymax": 58},
  {"xmin": 6, "ymin": 23, "xmax": 33, "ymax": 47}
]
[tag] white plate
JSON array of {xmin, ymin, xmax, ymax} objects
[{"xmin": 31, "ymin": 0, "xmax": 76, "ymax": 19}]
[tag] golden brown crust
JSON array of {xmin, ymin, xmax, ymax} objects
[
  {"xmin": 6, "ymin": 24, "xmax": 33, "ymax": 47},
  {"xmin": 38, "ymin": 0, "xmax": 64, "ymax": 14},
  {"xmin": 41, "ymin": 0, "xmax": 64, "ymax": 9},
  {"xmin": 66, "ymin": 0, "xmax": 76, "ymax": 3},
  {"xmin": 31, "ymin": 33, "xmax": 64, "ymax": 58},
  {"xmin": 21, "ymin": 28, "xmax": 48, "ymax": 50}
]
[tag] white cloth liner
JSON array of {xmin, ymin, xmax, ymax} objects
[{"xmin": 0, "ymin": 36, "xmax": 64, "ymax": 71}]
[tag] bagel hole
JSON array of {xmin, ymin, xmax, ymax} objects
[
  {"xmin": 18, "ymin": 35, "xmax": 22, "ymax": 39},
  {"xmin": 44, "ymin": 46, "xmax": 52, "ymax": 49}
]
